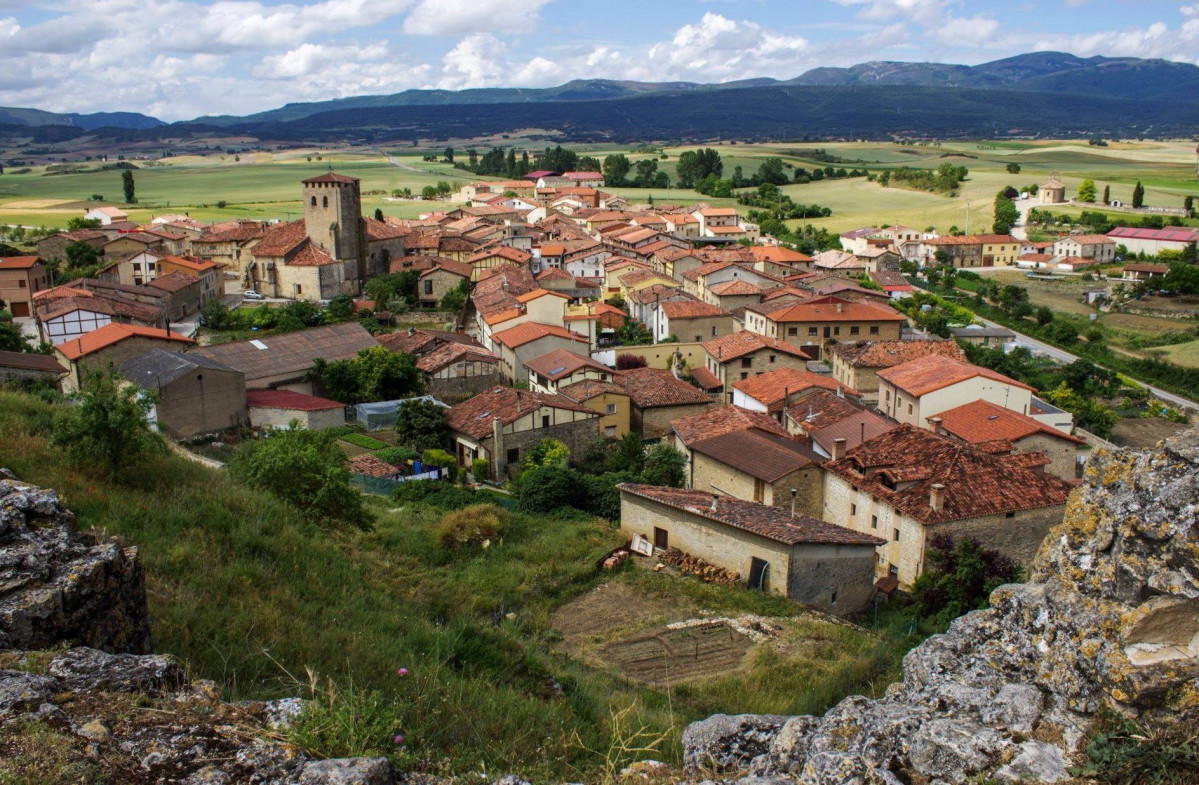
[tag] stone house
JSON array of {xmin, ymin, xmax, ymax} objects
[
  {"xmin": 0, "ymin": 350, "xmax": 66, "ymax": 386},
  {"xmin": 933, "ymin": 399, "xmax": 1085, "ymax": 480},
  {"xmin": 36, "ymin": 229, "xmax": 108, "ymax": 264},
  {"xmin": 55, "ymin": 323, "xmax": 194, "ymax": 393},
  {"xmin": 103, "ymin": 233, "xmax": 165, "ymax": 263},
  {"xmin": 246, "ymin": 389, "xmax": 346, "ymax": 430},
  {"xmin": 416, "ymin": 342, "xmax": 501, "ymax": 404},
  {"xmin": 731, "ymin": 368, "xmax": 856, "ymax": 418},
  {"xmin": 191, "ymin": 322, "xmax": 378, "ymax": 395},
  {"xmin": 0, "ymin": 256, "xmax": 49, "ymax": 317},
  {"xmin": 417, "ymin": 260, "xmax": 472, "ymax": 308},
  {"xmin": 446, "ymin": 386, "xmax": 600, "ymax": 481},
  {"xmin": 120, "ymin": 349, "xmax": 247, "ymax": 437},
  {"xmin": 1052, "ymin": 234, "xmax": 1116, "ymax": 264},
  {"xmin": 526, "ymin": 348, "xmax": 616, "ymax": 393},
  {"xmin": 558, "ymin": 378, "xmax": 631, "ymax": 439},
  {"xmin": 922, "ymin": 235, "xmax": 1020, "ymax": 268},
  {"xmin": 619, "ymin": 367, "xmax": 712, "ymax": 440},
  {"xmin": 156, "ymin": 255, "xmax": 222, "ymax": 308},
  {"xmin": 490, "ymin": 322, "xmax": 591, "ymax": 384},
  {"xmin": 783, "ymin": 389, "xmax": 896, "ymax": 458},
  {"xmin": 189, "ymin": 221, "xmax": 265, "ymax": 279},
  {"xmin": 828, "ymin": 339, "xmax": 965, "ymax": 399},
  {"xmin": 876, "ymin": 355, "xmax": 1065, "ymax": 432},
  {"xmin": 656, "ymin": 300, "xmax": 735, "ymax": 344},
  {"xmin": 147, "ymin": 273, "xmax": 203, "ymax": 320},
  {"xmin": 705, "ymin": 279, "xmax": 764, "ymax": 312},
  {"xmin": 950, "ymin": 326, "xmax": 1015, "ymax": 348},
  {"xmin": 466, "ymin": 246, "xmax": 531, "ymax": 281},
  {"xmin": 617, "ymin": 483, "xmax": 883, "ymax": 615},
  {"xmin": 821, "ymin": 425, "xmax": 1074, "ymax": 588},
  {"xmin": 686, "ymin": 428, "xmax": 825, "ymax": 517},
  {"xmin": 34, "ymin": 289, "xmax": 165, "ymax": 346},
  {"xmin": 745, "ymin": 296, "xmax": 906, "ymax": 359},
  {"xmin": 671, "ymin": 404, "xmax": 793, "ymax": 486},
  {"xmin": 701, "ymin": 331, "xmax": 816, "ymax": 398}
]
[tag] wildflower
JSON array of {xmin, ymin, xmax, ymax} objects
[
  {"xmin": 394, "ymin": 734, "xmax": 404, "ymax": 745},
  {"xmin": 397, "ymin": 667, "xmax": 408, "ymax": 677}
]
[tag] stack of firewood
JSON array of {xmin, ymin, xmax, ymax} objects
[{"xmin": 659, "ymin": 548, "xmax": 740, "ymax": 584}]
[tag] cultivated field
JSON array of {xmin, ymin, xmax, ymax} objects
[{"xmin": 1, "ymin": 138, "xmax": 1194, "ymax": 234}]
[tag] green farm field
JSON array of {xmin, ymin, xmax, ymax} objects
[{"xmin": 1, "ymin": 139, "xmax": 1195, "ymax": 236}]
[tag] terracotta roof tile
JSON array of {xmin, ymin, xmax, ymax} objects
[
  {"xmin": 617, "ymin": 367, "xmax": 710, "ymax": 409},
  {"xmin": 765, "ymin": 296, "xmax": 905, "ymax": 324},
  {"xmin": 660, "ymin": 300, "xmax": 727, "ymax": 319},
  {"xmin": 690, "ymin": 428, "xmax": 820, "ymax": 482},
  {"xmin": 348, "ymin": 454, "xmax": 402, "ymax": 479},
  {"xmin": 876, "ymin": 355, "xmax": 1034, "ymax": 398},
  {"xmin": 618, "ymin": 483, "xmax": 883, "ymax": 546},
  {"xmin": 824, "ymin": 425, "xmax": 1073, "ymax": 524},
  {"xmin": 733, "ymin": 368, "xmax": 855, "ymax": 411},
  {"xmin": 525, "ymin": 348, "xmax": 609, "ymax": 381},
  {"xmin": 491, "ymin": 322, "xmax": 588, "ymax": 349},
  {"xmin": 447, "ymin": 386, "xmax": 597, "ymax": 441},
  {"xmin": 829, "ymin": 339, "xmax": 964, "ymax": 369},
  {"xmin": 702, "ymin": 331, "xmax": 811, "ymax": 362},
  {"xmin": 415, "ymin": 342, "xmax": 497, "ymax": 373},
  {"xmin": 56, "ymin": 323, "xmax": 192, "ymax": 361},
  {"xmin": 935, "ymin": 399, "xmax": 1084, "ymax": 445},
  {"xmin": 557, "ymin": 378, "xmax": 628, "ymax": 402},
  {"xmin": 672, "ymin": 404, "xmax": 788, "ymax": 446},
  {"xmin": 252, "ymin": 220, "xmax": 308, "ymax": 257}
]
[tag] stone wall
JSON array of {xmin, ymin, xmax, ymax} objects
[
  {"xmin": 787, "ymin": 544, "xmax": 878, "ymax": 615},
  {"xmin": 487, "ymin": 417, "xmax": 600, "ymax": 479},
  {"xmin": 937, "ymin": 504, "xmax": 1066, "ymax": 574},
  {"xmin": 635, "ymin": 401, "xmax": 711, "ymax": 440}
]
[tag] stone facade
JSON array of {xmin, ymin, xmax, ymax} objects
[
  {"xmin": 460, "ymin": 415, "xmax": 600, "ymax": 480},
  {"xmin": 619, "ymin": 490, "xmax": 878, "ymax": 615},
  {"xmin": 426, "ymin": 360, "xmax": 502, "ymax": 403},
  {"xmin": 690, "ymin": 455, "xmax": 823, "ymax": 517},
  {"xmin": 248, "ymin": 404, "xmax": 346, "ymax": 431},
  {"xmin": 152, "ymin": 368, "xmax": 247, "ymax": 438},
  {"xmin": 634, "ymin": 400, "xmax": 712, "ymax": 441}
]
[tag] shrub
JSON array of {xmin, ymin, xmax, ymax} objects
[
  {"xmin": 52, "ymin": 368, "xmax": 159, "ymax": 481},
  {"xmin": 615, "ymin": 354, "xmax": 648, "ymax": 370},
  {"xmin": 375, "ymin": 446, "xmax": 417, "ymax": 464},
  {"xmin": 640, "ymin": 443, "xmax": 686, "ymax": 488},
  {"xmin": 471, "ymin": 458, "xmax": 490, "ymax": 481},
  {"xmin": 433, "ymin": 504, "xmax": 509, "ymax": 548},
  {"xmin": 421, "ymin": 449, "xmax": 457, "ymax": 482},
  {"xmin": 396, "ymin": 399, "xmax": 449, "ymax": 452},
  {"xmin": 390, "ymin": 480, "xmax": 478, "ymax": 509},
  {"xmin": 516, "ymin": 466, "xmax": 581, "ymax": 514}
]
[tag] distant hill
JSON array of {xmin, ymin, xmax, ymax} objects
[
  {"xmin": 194, "ymin": 52, "xmax": 1199, "ymax": 128},
  {"xmin": 0, "ymin": 106, "xmax": 164, "ymax": 130}
]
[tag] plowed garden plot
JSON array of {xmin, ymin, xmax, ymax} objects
[{"xmin": 600, "ymin": 621, "xmax": 754, "ymax": 686}]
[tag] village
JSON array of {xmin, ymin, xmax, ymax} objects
[{"xmin": 4, "ymin": 162, "xmax": 1189, "ymax": 624}]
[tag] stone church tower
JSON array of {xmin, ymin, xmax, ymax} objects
[{"xmin": 302, "ymin": 172, "xmax": 364, "ymax": 264}]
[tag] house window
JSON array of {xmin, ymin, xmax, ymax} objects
[
  {"xmin": 830, "ymin": 590, "xmax": 838, "ymax": 606},
  {"xmin": 423, "ymin": 280, "xmax": 433, "ymax": 295},
  {"xmin": 851, "ymin": 503, "xmax": 857, "ymax": 515},
  {"xmin": 310, "ymin": 196, "xmax": 317, "ymax": 206},
  {"xmin": 605, "ymin": 403, "xmax": 617, "ymax": 414},
  {"xmin": 740, "ymin": 372, "xmax": 748, "ymax": 380},
  {"xmin": 1006, "ymin": 512, "xmax": 1016, "ymax": 519},
  {"xmin": 871, "ymin": 514, "xmax": 878, "ymax": 529},
  {"xmin": 694, "ymin": 335, "xmax": 702, "ymax": 342},
  {"xmin": 17, "ymin": 279, "xmax": 25, "ymax": 288},
  {"xmin": 788, "ymin": 327, "xmax": 798, "ymax": 336},
  {"xmin": 808, "ymin": 327, "xmax": 818, "ymax": 336},
  {"xmin": 322, "ymin": 196, "xmax": 328, "ymax": 208},
  {"xmin": 605, "ymin": 425, "xmax": 617, "ymax": 437},
  {"xmin": 870, "ymin": 326, "xmax": 879, "ymax": 335},
  {"xmin": 133, "ymin": 263, "xmax": 141, "ymax": 271},
  {"xmin": 850, "ymin": 326, "xmax": 860, "ymax": 336},
  {"xmin": 894, "ymin": 528, "xmax": 901, "ymax": 541},
  {"xmin": 907, "ymin": 404, "xmax": 913, "ymax": 415},
  {"xmin": 768, "ymin": 355, "xmax": 776, "ymax": 363},
  {"xmin": 741, "ymin": 358, "xmax": 752, "ymax": 368},
  {"xmin": 507, "ymin": 448, "xmax": 519, "ymax": 465},
  {"xmin": 541, "ymin": 414, "xmax": 550, "ymax": 428},
  {"xmin": 296, "ymin": 284, "xmax": 302, "ymax": 294},
  {"xmin": 833, "ymin": 326, "xmax": 841, "ymax": 336},
  {"xmin": 711, "ymin": 326, "xmax": 718, "ymax": 336}
]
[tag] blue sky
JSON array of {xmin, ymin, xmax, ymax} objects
[{"xmin": 1, "ymin": 0, "xmax": 1196, "ymax": 121}]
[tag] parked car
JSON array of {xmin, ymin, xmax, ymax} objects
[{"xmin": 243, "ymin": 290, "xmax": 266, "ymax": 300}]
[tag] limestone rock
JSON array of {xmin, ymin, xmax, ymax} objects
[
  {"xmin": 0, "ymin": 475, "xmax": 150, "ymax": 653},
  {"xmin": 0, "ymin": 668, "xmax": 56, "ymax": 711},
  {"xmin": 299, "ymin": 757, "xmax": 396, "ymax": 784},
  {"xmin": 49, "ymin": 647, "xmax": 186, "ymax": 694},
  {"xmin": 682, "ymin": 431, "xmax": 1199, "ymax": 783}
]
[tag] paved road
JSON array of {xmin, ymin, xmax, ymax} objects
[
  {"xmin": 978, "ymin": 315, "xmax": 1198, "ymax": 409},
  {"xmin": 1010, "ymin": 198, "xmax": 1035, "ymax": 242}
]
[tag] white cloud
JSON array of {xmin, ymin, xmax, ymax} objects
[
  {"xmin": 437, "ymin": 33, "xmax": 509, "ymax": 89},
  {"xmin": 940, "ymin": 16, "xmax": 1000, "ymax": 42},
  {"xmin": 403, "ymin": 0, "xmax": 552, "ymax": 35}
]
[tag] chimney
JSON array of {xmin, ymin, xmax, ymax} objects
[
  {"xmin": 928, "ymin": 416, "xmax": 943, "ymax": 435},
  {"xmin": 832, "ymin": 437, "xmax": 847, "ymax": 461},
  {"xmin": 836, "ymin": 302, "xmax": 843, "ymax": 313},
  {"xmin": 860, "ymin": 420, "xmax": 866, "ymax": 444},
  {"xmin": 930, "ymin": 483, "xmax": 945, "ymax": 512}
]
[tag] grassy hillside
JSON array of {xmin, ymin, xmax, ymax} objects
[{"xmin": 0, "ymin": 389, "xmax": 913, "ymax": 779}]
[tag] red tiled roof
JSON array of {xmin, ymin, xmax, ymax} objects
[
  {"xmin": 732, "ymin": 368, "xmax": 855, "ymax": 411},
  {"xmin": 829, "ymin": 339, "xmax": 964, "ymax": 369},
  {"xmin": 146, "ymin": 271, "xmax": 198, "ymax": 293},
  {"xmin": 672, "ymin": 404, "xmax": 788, "ymax": 446},
  {"xmin": 709, "ymin": 280, "xmax": 762, "ymax": 296},
  {"xmin": 415, "ymin": 342, "xmax": 498, "ymax": 373},
  {"xmin": 765, "ymin": 296, "xmax": 905, "ymax": 324},
  {"xmin": 823, "ymin": 425, "xmax": 1073, "ymax": 525},
  {"xmin": 618, "ymin": 367, "xmax": 710, "ymax": 408},
  {"xmin": 419, "ymin": 258, "xmax": 473, "ymax": 279},
  {"xmin": 702, "ymin": 331, "xmax": 811, "ymax": 362},
  {"xmin": 1108, "ymin": 226, "xmax": 1199, "ymax": 243},
  {"xmin": 468, "ymin": 245, "xmax": 531, "ymax": 264},
  {"xmin": 246, "ymin": 389, "xmax": 344, "ymax": 411},
  {"xmin": 491, "ymin": 322, "xmax": 588, "ymax": 349},
  {"xmin": 660, "ymin": 300, "xmax": 727, "ymax": 320},
  {"xmin": 876, "ymin": 354, "xmax": 1034, "ymax": 398},
  {"xmin": 0, "ymin": 350, "xmax": 66, "ymax": 374},
  {"xmin": 618, "ymin": 483, "xmax": 883, "ymax": 546},
  {"xmin": 447, "ymin": 386, "xmax": 597, "ymax": 440},
  {"xmin": 56, "ymin": 323, "xmax": 192, "ymax": 361},
  {"xmin": 690, "ymin": 365, "xmax": 722, "ymax": 391},
  {"xmin": 935, "ymin": 399, "xmax": 1084, "ymax": 445},
  {"xmin": 748, "ymin": 246, "xmax": 811, "ymax": 263},
  {"xmin": 287, "ymin": 240, "xmax": 337, "ymax": 267},
  {"xmin": 0, "ymin": 256, "xmax": 41, "ymax": 269},
  {"xmin": 525, "ymin": 348, "xmax": 610, "ymax": 381},
  {"xmin": 253, "ymin": 220, "xmax": 308, "ymax": 257},
  {"xmin": 347, "ymin": 453, "xmax": 402, "ymax": 479},
  {"xmin": 690, "ymin": 428, "xmax": 820, "ymax": 482},
  {"xmin": 302, "ymin": 172, "xmax": 359, "ymax": 184}
]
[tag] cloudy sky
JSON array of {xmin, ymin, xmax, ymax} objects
[{"xmin": 2, "ymin": 0, "xmax": 1196, "ymax": 121}]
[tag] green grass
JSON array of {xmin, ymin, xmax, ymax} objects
[
  {"xmin": 1151, "ymin": 339, "xmax": 1199, "ymax": 369},
  {"xmin": 0, "ymin": 388, "xmax": 915, "ymax": 780},
  {"xmin": 339, "ymin": 433, "xmax": 389, "ymax": 450}
]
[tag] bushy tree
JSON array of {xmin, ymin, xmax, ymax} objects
[
  {"xmin": 755, "ymin": 157, "xmax": 788, "ymax": 186},
  {"xmin": 199, "ymin": 299, "xmax": 230, "ymax": 329},
  {"xmin": 614, "ymin": 353, "xmax": 648, "ymax": 370},
  {"xmin": 229, "ymin": 427, "xmax": 370, "ymax": 529},
  {"xmin": 602, "ymin": 154, "xmax": 631, "ymax": 187},
  {"xmin": 993, "ymin": 191, "xmax": 1019, "ymax": 234},
  {"xmin": 1005, "ymin": 162, "xmax": 1021, "ymax": 174},
  {"xmin": 1132, "ymin": 181, "xmax": 1145, "ymax": 208},
  {"xmin": 1035, "ymin": 306, "xmax": 1054, "ymax": 326},
  {"xmin": 523, "ymin": 437, "xmax": 570, "ymax": 470},
  {"xmin": 395, "ymin": 398, "xmax": 448, "ymax": 452},
  {"xmin": 52, "ymin": 368, "xmax": 159, "ymax": 480},
  {"xmin": 674, "ymin": 148, "xmax": 723, "ymax": 188},
  {"xmin": 515, "ymin": 465, "xmax": 581, "ymax": 514},
  {"xmin": 911, "ymin": 535, "xmax": 1021, "ymax": 624},
  {"xmin": 0, "ymin": 322, "xmax": 30, "ymax": 352},
  {"xmin": 1103, "ymin": 185, "xmax": 1111, "ymax": 205},
  {"xmin": 608, "ymin": 431, "xmax": 646, "ymax": 474},
  {"xmin": 311, "ymin": 346, "xmax": 422, "ymax": 404},
  {"xmin": 326, "ymin": 294, "xmax": 354, "ymax": 322},
  {"xmin": 121, "ymin": 170, "xmax": 135, "ymax": 203},
  {"xmin": 640, "ymin": 443, "xmax": 685, "ymax": 487},
  {"xmin": 1077, "ymin": 179, "xmax": 1097, "ymax": 203}
]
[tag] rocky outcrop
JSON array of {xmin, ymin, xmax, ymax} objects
[
  {"xmin": 683, "ymin": 431, "xmax": 1199, "ymax": 784},
  {"xmin": 0, "ymin": 471, "xmax": 151, "ymax": 653}
]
